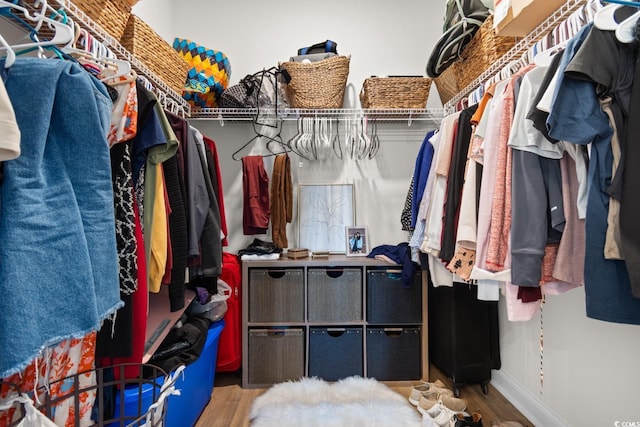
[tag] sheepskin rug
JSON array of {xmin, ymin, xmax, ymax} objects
[{"xmin": 249, "ymin": 376, "xmax": 422, "ymax": 427}]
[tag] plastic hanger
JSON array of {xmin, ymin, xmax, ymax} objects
[
  {"xmin": 615, "ymin": 8, "xmax": 640, "ymax": 41},
  {"xmin": 0, "ymin": 34, "xmax": 15, "ymax": 68},
  {"xmin": 0, "ymin": 0, "xmax": 73, "ymax": 53},
  {"xmin": 594, "ymin": 3, "xmax": 639, "ymax": 30}
]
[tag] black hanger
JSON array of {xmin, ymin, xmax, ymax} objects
[{"xmin": 231, "ymin": 117, "xmax": 290, "ymax": 161}]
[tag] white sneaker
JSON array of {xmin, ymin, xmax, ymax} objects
[
  {"xmin": 425, "ymin": 401, "xmax": 456, "ymax": 427},
  {"xmin": 409, "ymin": 380, "xmax": 451, "ymax": 406}
]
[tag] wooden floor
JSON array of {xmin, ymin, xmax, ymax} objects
[{"xmin": 195, "ymin": 366, "xmax": 533, "ymax": 427}]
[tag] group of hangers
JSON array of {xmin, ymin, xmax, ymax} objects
[
  {"xmin": 0, "ymin": 0, "xmax": 189, "ymax": 117},
  {"xmin": 231, "ymin": 115, "xmax": 382, "ymax": 162},
  {"xmin": 593, "ymin": 0, "xmax": 640, "ymax": 42},
  {"xmin": 459, "ymin": 0, "xmax": 609, "ymax": 108},
  {"xmin": 0, "ymin": 0, "xmax": 132, "ymax": 82}
]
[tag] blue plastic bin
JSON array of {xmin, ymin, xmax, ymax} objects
[{"xmin": 110, "ymin": 320, "xmax": 224, "ymax": 427}]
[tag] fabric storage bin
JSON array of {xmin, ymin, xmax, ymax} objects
[
  {"xmin": 309, "ymin": 327, "xmax": 363, "ymax": 381},
  {"xmin": 308, "ymin": 267, "xmax": 362, "ymax": 322},
  {"xmin": 367, "ymin": 269, "xmax": 422, "ymax": 324},
  {"xmin": 248, "ymin": 328, "xmax": 305, "ymax": 385},
  {"xmin": 360, "ymin": 77, "xmax": 432, "ymax": 109},
  {"xmin": 120, "ymin": 14, "xmax": 190, "ymax": 94},
  {"xmin": 249, "ymin": 268, "xmax": 304, "ymax": 323},
  {"xmin": 366, "ymin": 327, "xmax": 421, "ymax": 381},
  {"xmin": 72, "ymin": 0, "xmax": 131, "ymax": 40},
  {"xmin": 280, "ymin": 55, "xmax": 350, "ymax": 108}
]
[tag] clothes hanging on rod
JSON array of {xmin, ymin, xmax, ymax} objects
[{"xmin": 408, "ymin": 15, "xmax": 640, "ymax": 325}]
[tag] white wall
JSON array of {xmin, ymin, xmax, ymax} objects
[
  {"xmin": 131, "ymin": 0, "xmax": 175, "ymax": 43},
  {"xmin": 133, "ymin": 2, "xmax": 640, "ymax": 426}
]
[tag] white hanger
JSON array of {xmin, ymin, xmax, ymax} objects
[
  {"xmin": 0, "ymin": 0, "xmax": 73, "ymax": 53},
  {"xmin": 594, "ymin": 3, "xmax": 625, "ymax": 29},
  {"xmin": 0, "ymin": 34, "xmax": 16, "ymax": 68},
  {"xmin": 615, "ymin": 7, "xmax": 640, "ymax": 42}
]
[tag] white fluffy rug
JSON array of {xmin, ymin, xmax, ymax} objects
[{"xmin": 249, "ymin": 376, "xmax": 422, "ymax": 427}]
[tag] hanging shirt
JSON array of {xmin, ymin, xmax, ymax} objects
[{"xmin": 547, "ymin": 25, "xmax": 640, "ymax": 325}]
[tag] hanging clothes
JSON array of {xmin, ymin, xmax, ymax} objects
[
  {"xmin": 547, "ymin": 23, "xmax": 640, "ymax": 325},
  {"xmin": 242, "ymin": 155, "xmax": 270, "ymax": 235},
  {"xmin": 270, "ymin": 153, "xmax": 292, "ymax": 249},
  {"xmin": 0, "ymin": 58, "xmax": 122, "ymax": 378}
]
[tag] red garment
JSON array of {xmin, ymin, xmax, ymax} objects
[
  {"xmin": 108, "ymin": 197, "xmax": 148, "ymax": 379},
  {"xmin": 216, "ymin": 252, "xmax": 242, "ymax": 372},
  {"xmin": 242, "ymin": 156, "xmax": 270, "ymax": 235},
  {"xmin": 203, "ymin": 135, "xmax": 229, "ymax": 246}
]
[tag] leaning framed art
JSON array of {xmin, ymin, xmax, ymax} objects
[{"xmin": 298, "ymin": 184, "xmax": 355, "ymax": 253}]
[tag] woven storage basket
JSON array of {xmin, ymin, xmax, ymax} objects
[
  {"xmin": 434, "ymin": 15, "xmax": 517, "ymax": 104},
  {"xmin": 120, "ymin": 15, "xmax": 190, "ymax": 95},
  {"xmin": 280, "ymin": 55, "xmax": 350, "ymax": 109},
  {"xmin": 72, "ymin": 0, "xmax": 131, "ymax": 39},
  {"xmin": 360, "ymin": 77, "xmax": 432, "ymax": 109}
]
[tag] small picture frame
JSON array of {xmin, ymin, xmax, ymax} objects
[{"xmin": 345, "ymin": 226, "xmax": 368, "ymax": 257}]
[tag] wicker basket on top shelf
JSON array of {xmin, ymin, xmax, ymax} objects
[
  {"xmin": 72, "ymin": 0, "xmax": 132, "ymax": 40},
  {"xmin": 280, "ymin": 55, "xmax": 350, "ymax": 109},
  {"xmin": 434, "ymin": 15, "xmax": 518, "ymax": 104},
  {"xmin": 360, "ymin": 76, "xmax": 432, "ymax": 109},
  {"xmin": 120, "ymin": 14, "xmax": 190, "ymax": 95}
]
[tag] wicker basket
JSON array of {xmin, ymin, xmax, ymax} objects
[
  {"xmin": 280, "ymin": 55, "xmax": 350, "ymax": 109},
  {"xmin": 72, "ymin": 0, "xmax": 132, "ymax": 40},
  {"xmin": 360, "ymin": 77, "xmax": 432, "ymax": 109},
  {"xmin": 120, "ymin": 15, "xmax": 190, "ymax": 95},
  {"xmin": 434, "ymin": 15, "xmax": 517, "ymax": 104}
]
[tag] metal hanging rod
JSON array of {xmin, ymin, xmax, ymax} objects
[{"xmin": 443, "ymin": 0, "xmax": 587, "ymax": 112}]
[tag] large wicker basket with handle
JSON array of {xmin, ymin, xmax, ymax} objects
[{"xmin": 280, "ymin": 55, "xmax": 350, "ymax": 109}]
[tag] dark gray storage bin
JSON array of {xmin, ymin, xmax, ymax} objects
[
  {"xmin": 366, "ymin": 327, "xmax": 421, "ymax": 381},
  {"xmin": 249, "ymin": 268, "xmax": 304, "ymax": 322},
  {"xmin": 248, "ymin": 328, "xmax": 305, "ymax": 385},
  {"xmin": 367, "ymin": 269, "xmax": 422, "ymax": 324},
  {"xmin": 309, "ymin": 327, "xmax": 363, "ymax": 381},
  {"xmin": 308, "ymin": 268, "xmax": 362, "ymax": 322}
]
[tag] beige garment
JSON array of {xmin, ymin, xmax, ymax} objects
[
  {"xmin": 0, "ymin": 77, "xmax": 20, "ymax": 161},
  {"xmin": 599, "ymin": 97, "xmax": 623, "ymax": 260}
]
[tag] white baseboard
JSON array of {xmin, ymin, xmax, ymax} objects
[{"xmin": 490, "ymin": 370, "xmax": 568, "ymax": 427}]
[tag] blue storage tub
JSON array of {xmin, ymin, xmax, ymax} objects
[{"xmin": 110, "ymin": 320, "xmax": 224, "ymax": 427}]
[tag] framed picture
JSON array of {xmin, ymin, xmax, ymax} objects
[
  {"xmin": 298, "ymin": 184, "xmax": 354, "ymax": 253},
  {"xmin": 345, "ymin": 226, "xmax": 368, "ymax": 257}
]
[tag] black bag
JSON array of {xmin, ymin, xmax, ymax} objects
[
  {"xmin": 218, "ymin": 67, "xmax": 289, "ymax": 111},
  {"xmin": 147, "ymin": 314, "xmax": 210, "ymax": 374},
  {"xmin": 297, "ymin": 39, "xmax": 338, "ymax": 55},
  {"xmin": 426, "ymin": 0, "xmax": 491, "ymax": 78}
]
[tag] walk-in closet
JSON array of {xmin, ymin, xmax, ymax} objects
[{"xmin": 1, "ymin": 1, "xmax": 639, "ymax": 426}]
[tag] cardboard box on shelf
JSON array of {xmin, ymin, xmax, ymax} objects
[{"xmin": 493, "ymin": 0, "xmax": 565, "ymax": 37}]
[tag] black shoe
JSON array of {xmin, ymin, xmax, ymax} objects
[{"xmin": 455, "ymin": 412, "xmax": 483, "ymax": 427}]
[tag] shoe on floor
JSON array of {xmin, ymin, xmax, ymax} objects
[
  {"xmin": 455, "ymin": 412, "xmax": 483, "ymax": 427},
  {"xmin": 418, "ymin": 390, "xmax": 467, "ymax": 414},
  {"xmin": 409, "ymin": 379, "xmax": 451, "ymax": 406},
  {"xmin": 423, "ymin": 401, "xmax": 457, "ymax": 427}
]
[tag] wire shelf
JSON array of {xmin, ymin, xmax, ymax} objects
[
  {"xmin": 443, "ymin": 0, "xmax": 587, "ymax": 112},
  {"xmin": 189, "ymin": 107, "xmax": 446, "ymax": 126},
  {"xmin": 52, "ymin": 0, "xmax": 191, "ymax": 117}
]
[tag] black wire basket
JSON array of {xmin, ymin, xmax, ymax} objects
[{"xmin": 1, "ymin": 363, "xmax": 178, "ymax": 427}]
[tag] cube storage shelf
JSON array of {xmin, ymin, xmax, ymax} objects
[{"xmin": 241, "ymin": 256, "xmax": 428, "ymax": 388}]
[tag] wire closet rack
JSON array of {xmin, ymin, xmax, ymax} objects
[{"xmin": 0, "ymin": 364, "xmax": 182, "ymax": 427}]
